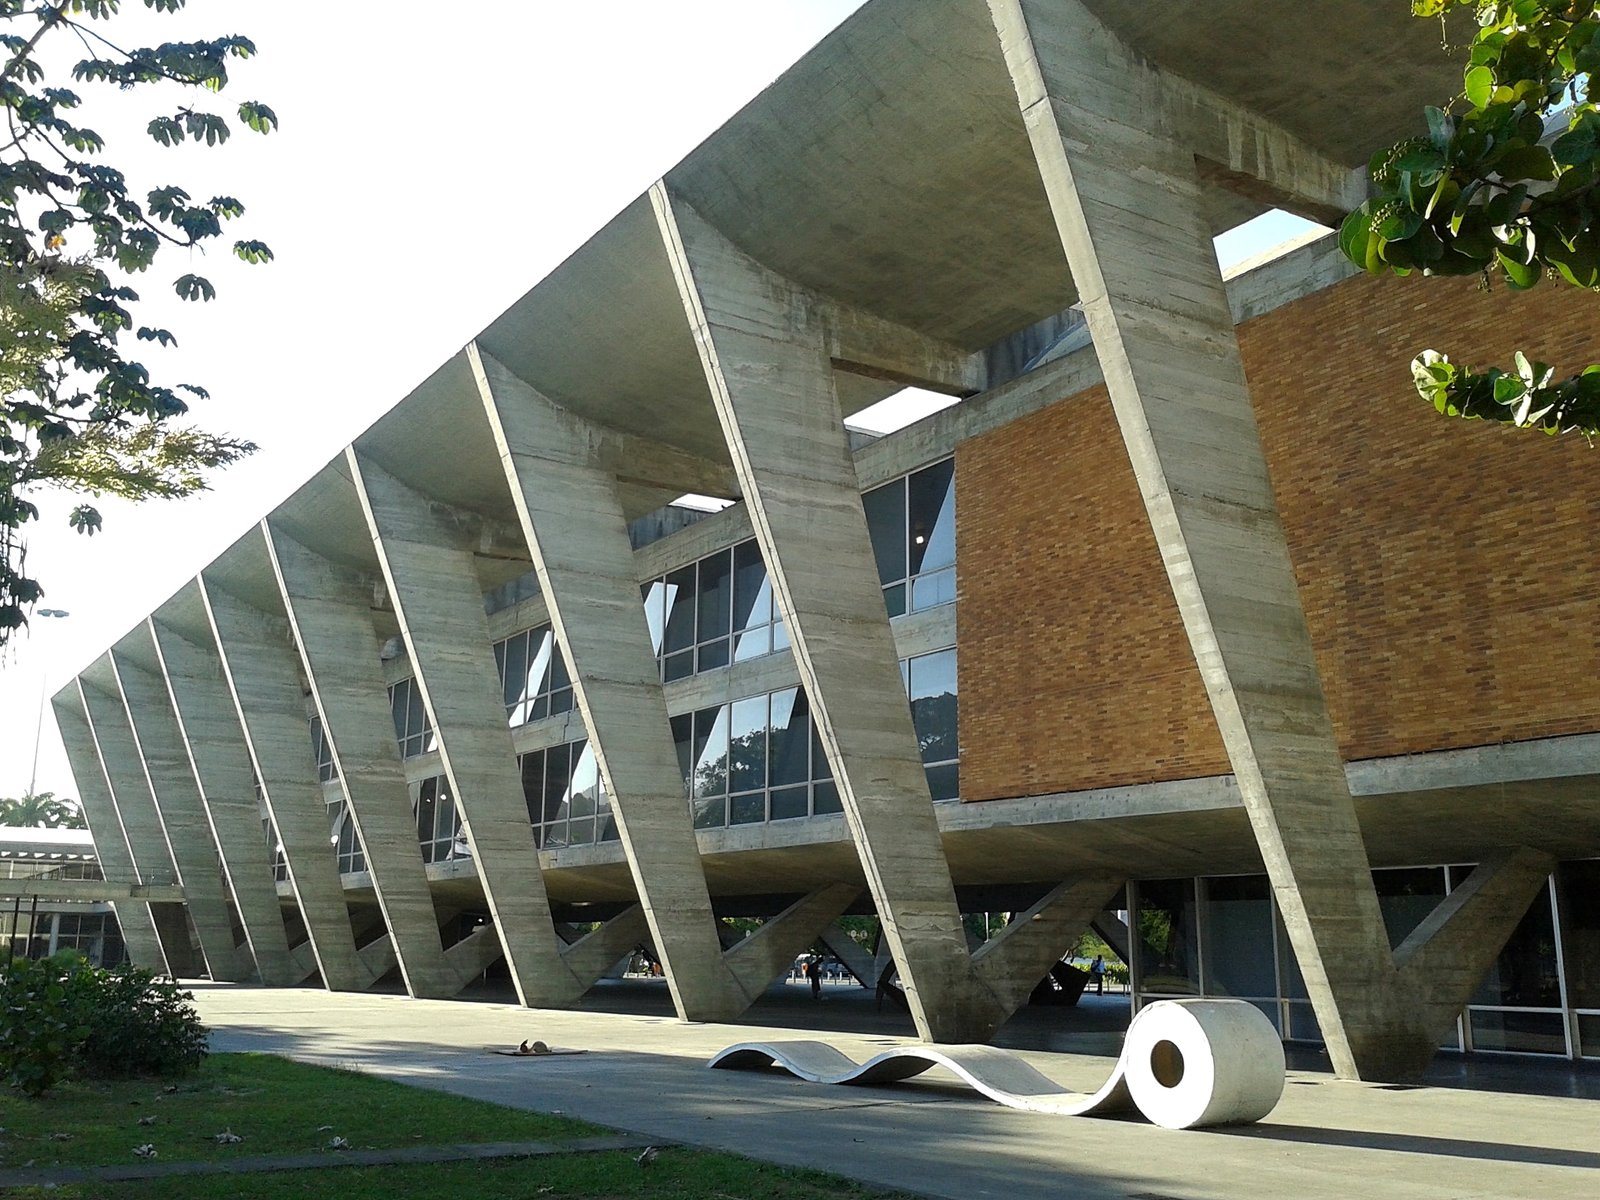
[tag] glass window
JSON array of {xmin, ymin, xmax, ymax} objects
[
  {"xmin": 542, "ymin": 741, "xmax": 572, "ymax": 847},
  {"xmin": 691, "ymin": 705, "xmax": 729, "ymax": 829},
  {"xmin": 907, "ymin": 648, "xmax": 959, "ymax": 801},
  {"xmin": 732, "ymin": 540, "xmax": 773, "ymax": 662},
  {"xmin": 388, "ymin": 677, "xmax": 435, "ymax": 759},
  {"xmin": 1559, "ymin": 861, "xmax": 1600, "ymax": 1011},
  {"xmin": 1469, "ymin": 1009, "xmax": 1568, "ymax": 1055},
  {"xmin": 663, "ymin": 567, "xmax": 696, "ymax": 654},
  {"xmin": 768, "ymin": 688, "xmax": 810, "ymax": 790},
  {"xmin": 907, "ymin": 458, "xmax": 955, "ymax": 576},
  {"xmin": 495, "ymin": 625, "xmax": 572, "ymax": 727},
  {"xmin": 1136, "ymin": 878, "xmax": 1200, "ymax": 996},
  {"xmin": 309, "ymin": 716, "xmax": 338, "ymax": 783},
  {"xmin": 1465, "ymin": 872, "xmax": 1561, "ymax": 1008},
  {"xmin": 1373, "ymin": 867, "xmax": 1447, "ymax": 948},
  {"xmin": 863, "ymin": 478, "xmax": 907, "ymax": 587},
  {"xmin": 1201, "ymin": 875, "xmax": 1275, "ymax": 999},
  {"xmin": 728, "ymin": 695, "xmax": 767, "ymax": 798}
]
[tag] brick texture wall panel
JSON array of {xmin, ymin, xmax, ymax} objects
[{"xmin": 958, "ymin": 269, "xmax": 1600, "ymax": 803}]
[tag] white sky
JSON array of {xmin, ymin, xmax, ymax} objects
[{"xmin": 0, "ymin": 1, "xmax": 1318, "ymax": 803}]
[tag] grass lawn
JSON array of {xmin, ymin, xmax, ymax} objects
[
  {"xmin": 0, "ymin": 1052, "xmax": 599, "ymax": 1168},
  {"xmin": 0, "ymin": 1053, "xmax": 908, "ymax": 1199},
  {"xmin": 5, "ymin": 1149, "xmax": 897, "ymax": 1199}
]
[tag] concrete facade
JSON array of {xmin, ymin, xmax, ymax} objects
[{"xmin": 48, "ymin": 0, "xmax": 1600, "ymax": 1081}]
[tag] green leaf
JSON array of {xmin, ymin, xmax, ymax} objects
[
  {"xmin": 237, "ymin": 101, "xmax": 278, "ymax": 134},
  {"xmin": 232, "ymin": 239, "xmax": 273, "ymax": 264},
  {"xmin": 1465, "ymin": 65, "xmax": 1495, "ymax": 109},
  {"xmin": 173, "ymin": 274, "xmax": 217, "ymax": 302},
  {"xmin": 1497, "ymin": 248, "xmax": 1540, "ymax": 288}
]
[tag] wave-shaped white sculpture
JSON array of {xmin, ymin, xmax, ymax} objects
[{"xmin": 707, "ymin": 998, "xmax": 1285, "ymax": 1129}]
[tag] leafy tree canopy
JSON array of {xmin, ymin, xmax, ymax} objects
[
  {"xmin": 0, "ymin": 789, "xmax": 84, "ymax": 827},
  {"xmin": 1, "ymin": 0, "xmax": 274, "ymax": 643},
  {"xmin": 1341, "ymin": 0, "xmax": 1600, "ymax": 437}
]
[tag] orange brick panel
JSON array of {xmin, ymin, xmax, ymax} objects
[{"xmin": 957, "ymin": 269, "xmax": 1600, "ymax": 803}]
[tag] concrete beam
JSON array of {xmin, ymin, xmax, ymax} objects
[
  {"xmin": 724, "ymin": 885, "xmax": 861, "ymax": 1000},
  {"xmin": 970, "ymin": 876, "xmax": 1123, "ymax": 1016},
  {"xmin": 473, "ymin": 343, "xmax": 746, "ymax": 1022},
  {"xmin": 77, "ymin": 672, "xmax": 201, "ymax": 976},
  {"xmin": 262, "ymin": 522, "xmax": 461, "ymax": 999},
  {"xmin": 148, "ymin": 612, "xmax": 305, "ymax": 986},
  {"xmin": 986, "ymin": 0, "xmax": 1431, "ymax": 1079},
  {"xmin": 50, "ymin": 689, "xmax": 169, "ymax": 972},
  {"xmin": 108, "ymin": 645, "xmax": 248, "ymax": 982},
  {"xmin": 347, "ymin": 448, "xmax": 596, "ymax": 1006},
  {"xmin": 199, "ymin": 573, "xmax": 374, "ymax": 991},
  {"xmin": 818, "ymin": 299, "xmax": 986, "ymax": 396},
  {"xmin": 653, "ymin": 183, "xmax": 1017, "ymax": 1043}
]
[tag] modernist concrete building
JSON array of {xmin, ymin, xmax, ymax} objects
[
  {"xmin": 51, "ymin": 0, "xmax": 1600, "ymax": 1082},
  {"xmin": 1, "ymin": 828, "xmax": 129, "ymax": 967}
]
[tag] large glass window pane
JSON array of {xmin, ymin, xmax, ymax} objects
[
  {"xmin": 1558, "ymin": 860, "xmax": 1600, "ymax": 1010},
  {"xmin": 728, "ymin": 695, "xmax": 768, "ymax": 795},
  {"xmin": 730, "ymin": 793, "xmax": 765, "ymax": 824},
  {"xmin": 569, "ymin": 742, "xmax": 600, "ymax": 819},
  {"xmin": 907, "ymin": 458, "xmax": 955, "ymax": 576},
  {"xmin": 1137, "ymin": 878, "xmax": 1200, "ymax": 996},
  {"xmin": 770, "ymin": 786, "xmax": 808, "ymax": 821},
  {"xmin": 863, "ymin": 478, "xmax": 906, "ymax": 587},
  {"xmin": 768, "ymin": 688, "xmax": 809, "ymax": 788},
  {"xmin": 501, "ymin": 630, "xmax": 528, "ymax": 718},
  {"xmin": 697, "ymin": 638, "xmax": 729, "ymax": 672},
  {"xmin": 910, "ymin": 567, "xmax": 955, "ymax": 612},
  {"xmin": 671, "ymin": 713, "xmax": 693, "ymax": 796},
  {"xmin": 1468, "ymin": 1009, "xmax": 1568, "ymax": 1055},
  {"xmin": 415, "ymin": 777, "xmax": 438, "ymax": 851},
  {"xmin": 542, "ymin": 742, "xmax": 572, "ymax": 845},
  {"xmin": 813, "ymin": 779, "xmax": 842, "ymax": 814},
  {"xmin": 1469, "ymin": 875, "xmax": 1560, "ymax": 1007},
  {"xmin": 1201, "ymin": 875, "xmax": 1274, "ymax": 998},
  {"xmin": 691, "ymin": 705, "xmax": 729, "ymax": 800},
  {"xmin": 520, "ymin": 751, "xmax": 544, "ymax": 826},
  {"xmin": 1577, "ymin": 1013, "xmax": 1600, "ymax": 1059},
  {"xmin": 663, "ymin": 567, "xmax": 697, "ymax": 655},
  {"xmin": 732, "ymin": 541, "xmax": 772, "ymax": 661},
  {"xmin": 1374, "ymin": 867, "xmax": 1447, "ymax": 947},
  {"xmin": 924, "ymin": 762, "xmax": 959, "ymax": 802},
  {"xmin": 697, "ymin": 549, "xmax": 733, "ymax": 645},
  {"xmin": 908, "ymin": 649, "xmax": 958, "ymax": 766},
  {"xmin": 642, "ymin": 581, "xmax": 667, "ymax": 655},
  {"xmin": 390, "ymin": 683, "xmax": 410, "ymax": 744}
]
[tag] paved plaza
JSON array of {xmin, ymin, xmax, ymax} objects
[{"xmin": 195, "ymin": 981, "xmax": 1600, "ymax": 1200}]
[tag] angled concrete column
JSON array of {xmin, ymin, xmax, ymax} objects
[
  {"xmin": 199, "ymin": 575, "xmax": 372, "ymax": 991},
  {"xmin": 76, "ymin": 672, "xmax": 202, "ymax": 975},
  {"xmin": 473, "ymin": 345, "xmax": 746, "ymax": 1021},
  {"xmin": 52, "ymin": 689, "xmax": 169, "ymax": 972},
  {"xmin": 109, "ymin": 649, "xmax": 248, "ymax": 982},
  {"xmin": 653, "ymin": 185, "xmax": 1018, "ymax": 1041},
  {"xmin": 149, "ymin": 613, "xmax": 303, "ymax": 986},
  {"xmin": 988, "ymin": 0, "xmax": 1530, "ymax": 1080},
  {"xmin": 263, "ymin": 522, "xmax": 459, "ymax": 999},
  {"xmin": 346, "ymin": 448, "xmax": 603, "ymax": 1006}
]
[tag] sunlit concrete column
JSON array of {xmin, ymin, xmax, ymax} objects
[
  {"xmin": 109, "ymin": 648, "xmax": 249, "ymax": 982},
  {"xmin": 199, "ymin": 573, "xmax": 373, "ymax": 991},
  {"xmin": 986, "ymin": 0, "xmax": 1486, "ymax": 1079},
  {"xmin": 52, "ymin": 688, "xmax": 169, "ymax": 972},
  {"xmin": 263, "ymin": 520, "xmax": 460, "ymax": 999},
  {"xmin": 473, "ymin": 344, "xmax": 747, "ymax": 1021},
  {"xmin": 347, "ymin": 447, "xmax": 595, "ymax": 1006},
  {"xmin": 652, "ymin": 185, "xmax": 1013, "ymax": 1041},
  {"xmin": 149, "ymin": 610, "xmax": 303, "ymax": 986},
  {"xmin": 76, "ymin": 670, "xmax": 201, "ymax": 977}
]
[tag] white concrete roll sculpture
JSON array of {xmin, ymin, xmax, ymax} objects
[{"xmin": 707, "ymin": 997, "xmax": 1285, "ymax": 1130}]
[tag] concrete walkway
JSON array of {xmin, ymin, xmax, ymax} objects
[{"xmin": 193, "ymin": 982, "xmax": 1600, "ymax": 1200}]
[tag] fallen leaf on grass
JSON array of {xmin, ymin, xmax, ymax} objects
[
  {"xmin": 212, "ymin": 1130, "xmax": 243, "ymax": 1145},
  {"xmin": 327, "ymin": 1136, "xmax": 351, "ymax": 1151},
  {"xmin": 133, "ymin": 1144, "xmax": 158, "ymax": 1159}
]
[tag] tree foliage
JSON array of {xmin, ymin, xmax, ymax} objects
[
  {"xmin": 0, "ymin": 788, "xmax": 84, "ymax": 826},
  {"xmin": 1, "ymin": 0, "xmax": 272, "ymax": 642},
  {"xmin": 1341, "ymin": 1, "xmax": 1600, "ymax": 437}
]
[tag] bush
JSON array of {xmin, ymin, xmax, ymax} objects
[{"xmin": 0, "ymin": 951, "xmax": 207, "ymax": 1096}]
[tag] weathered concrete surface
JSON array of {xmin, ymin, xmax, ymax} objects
[
  {"xmin": 109, "ymin": 646, "xmax": 248, "ymax": 981},
  {"xmin": 199, "ymin": 571, "xmax": 374, "ymax": 991},
  {"xmin": 50, "ymin": 688, "xmax": 170, "ymax": 971},
  {"xmin": 148, "ymin": 612, "xmax": 305, "ymax": 986},
  {"xmin": 264, "ymin": 522, "xmax": 460, "ymax": 999},
  {"xmin": 194, "ymin": 985, "xmax": 1600, "ymax": 1200},
  {"xmin": 76, "ymin": 669, "xmax": 201, "ymax": 976},
  {"xmin": 655, "ymin": 185, "xmax": 1095, "ymax": 1043},
  {"xmin": 475, "ymin": 344, "xmax": 745, "ymax": 1021},
  {"xmin": 347, "ymin": 448, "xmax": 596, "ymax": 1006},
  {"xmin": 986, "ymin": 0, "xmax": 1453, "ymax": 1080}
]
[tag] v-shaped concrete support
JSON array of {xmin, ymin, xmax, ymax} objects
[
  {"xmin": 199, "ymin": 573, "xmax": 377, "ymax": 992},
  {"xmin": 990, "ymin": 0, "xmax": 1554, "ymax": 1079},
  {"xmin": 474, "ymin": 343, "xmax": 861, "ymax": 1021},
  {"xmin": 652, "ymin": 181, "xmax": 1124, "ymax": 1043},
  {"xmin": 346, "ymin": 443, "xmax": 652, "ymax": 1006}
]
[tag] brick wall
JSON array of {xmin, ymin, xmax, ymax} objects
[{"xmin": 956, "ymin": 268, "xmax": 1600, "ymax": 802}]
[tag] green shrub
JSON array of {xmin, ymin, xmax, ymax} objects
[
  {"xmin": 0, "ymin": 951, "xmax": 207, "ymax": 1096},
  {"xmin": 74, "ymin": 965, "xmax": 208, "ymax": 1078}
]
